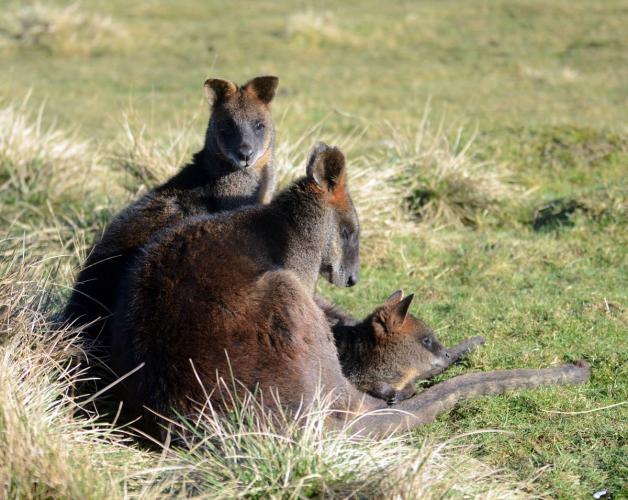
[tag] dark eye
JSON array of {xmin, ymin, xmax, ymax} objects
[
  {"xmin": 341, "ymin": 228, "xmax": 350, "ymax": 240},
  {"xmin": 422, "ymin": 337, "xmax": 432, "ymax": 348},
  {"xmin": 255, "ymin": 121, "xmax": 265, "ymax": 131}
]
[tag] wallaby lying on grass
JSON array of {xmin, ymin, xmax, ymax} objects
[
  {"xmin": 63, "ymin": 76, "xmax": 279, "ymax": 353},
  {"xmin": 110, "ymin": 143, "xmax": 590, "ymax": 440},
  {"xmin": 335, "ymin": 290, "xmax": 485, "ymax": 403}
]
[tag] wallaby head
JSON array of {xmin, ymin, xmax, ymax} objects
[
  {"xmin": 343, "ymin": 290, "xmax": 450, "ymax": 403},
  {"xmin": 305, "ymin": 143, "xmax": 360, "ymax": 288},
  {"xmin": 203, "ymin": 75, "xmax": 278, "ymax": 170}
]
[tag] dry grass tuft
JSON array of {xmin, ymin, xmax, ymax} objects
[
  {"xmin": 110, "ymin": 114, "xmax": 202, "ymax": 197},
  {"xmin": 285, "ymin": 9, "xmax": 361, "ymax": 47},
  {"xmin": 0, "ymin": 2, "xmax": 126, "ymax": 55},
  {"xmin": 0, "ymin": 97, "xmax": 110, "ymax": 260},
  {"xmin": 130, "ymin": 381, "xmax": 525, "ymax": 499},
  {"xmin": 0, "ymin": 249, "xmax": 152, "ymax": 499},
  {"xmin": 385, "ymin": 112, "xmax": 523, "ymax": 228}
]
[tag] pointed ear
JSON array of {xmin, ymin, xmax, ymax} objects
[
  {"xmin": 372, "ymin": 293, "xmax": 415, "ymax": 341},
  {"xmin": 385, "ymin": 290, "xmax": 404, "ymax": 306},
  {"xmin": 204, "ymin": 78, "xmax": 237, "ymax": 107},
  {"xmin": 305, "ymin": 142, "xmax": 346, "ymax": 193},
  {"xmin": 243, "ymin": 75, "xmax": 279, "ymax": 104},
  {"xmin": 388, "ymin": 294, "xmax": 414, "ymax": 329}
]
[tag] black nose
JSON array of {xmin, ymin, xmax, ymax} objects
[
  {"xmin": 346, "ymin": 273, "xmax": 358, "ymax": 287},
  {"xmin": 444, "ymin": 351, "xmax": 451, "ymax": 360},
  {"xmin": 237, "ymin": 144, "xmax": 253, "ymax": 163}
]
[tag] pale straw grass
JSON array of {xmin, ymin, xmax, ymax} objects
[
  {"xmin": 0, "ymin": 2, "xmax": 126, "ymax": 55},
  {"xmin": 0, "ymin": 96, "xmax": 112, "ymax": 263},
  {"xmin": 0, "ymin": 249, "xmax": 152, "ymax": 499},
  {"xmin": 285, "ymin": 9, "xmax": 361, "ymax": 47},
  {"xmin": 120, "ymin": 377, "xmax": 527, "ymax": 499},
  {"xmin": 384, "ymin": 107, "xmax": 524, "ymax": 228}
]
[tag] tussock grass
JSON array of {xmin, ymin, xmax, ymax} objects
[
  {"xmin": 0, "ymin": 98, "xmax": 110, "ymax": 261},
  {"xmin": 385, "ymin": 113, "xmax": 523, "ymax": 228},
  {"xmin": 0, "ymin": 250, "xmax": 151, "ymax": 499},
  {"xmin": 285, "ymin": 9, "xmax": 361, "ymax": 47},
  {"xmin": 143, "ymin": 385, "xmax": 524, "ymax": 499},
  {"xmin": 0, "ymin": 2, "xmax": 125, "ymax": 55},
  {"xmin": 110, "ymin": 114, "xmax": 202, "ymax": 197}
]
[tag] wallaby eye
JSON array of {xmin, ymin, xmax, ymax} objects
[
  {"xmin": 422, "ymin": 336, "xmax": 432, "ymax": 348},
  {"xmin": 255, "ymin": 121, "xmax": 265, "ymax": 131},
  {"xmin": 341, "ymin": 228, "xmax": 350, "ymax": 240}
]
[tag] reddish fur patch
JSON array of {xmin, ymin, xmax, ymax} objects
[
  {"xmin": 330, "ymin": 172, "xmax": 350, "ymax": 212},
  {"xmin": 254, "ymin": 144, "xmax": 272, "ymax": 173}
]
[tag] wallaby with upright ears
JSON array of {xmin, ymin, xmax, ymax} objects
[
  {"xmin": 110, "ymin": 143, "xmax": 590, "ymax": 440},
  {"xmin": 63, "ymin": 76, "xmax": 279, "ymax": 353}
]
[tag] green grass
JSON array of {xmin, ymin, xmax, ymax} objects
[{"xmin": 1, "ymin": 0, "xmax": 626, "ymax": 497}]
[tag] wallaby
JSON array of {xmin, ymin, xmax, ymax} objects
[
  {"xmin": 110, "ymin": 143, "xmax": 590, "ymax": 440},
  {"xmin": 334, "ymin": 290, "xmax": 485, "ymax": 403},
  {"xmin": 63, "ymin": 76, "xmax": 279, "ymax": 355}
]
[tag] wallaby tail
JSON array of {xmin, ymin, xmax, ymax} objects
[{"xmin": 351, "ymin": 361, "xmax": 590, "ymax": 437}]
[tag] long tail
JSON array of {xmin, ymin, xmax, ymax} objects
[{"xmin": 350, "ymin": 361, "xmax": 590, "ymax": 436}]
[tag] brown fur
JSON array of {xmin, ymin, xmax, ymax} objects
[
  {"xmin": 110, "ymin": 144, "xmax": 590, "ymax": 441},
  {"xmin": 335, "ymin": 290, "xmax": 484, "ymax": 403},
  {"xmin": 62, "ymin": 76, "xmax": 279, "ymax": 359},
  {"xmin": 111, "ymin": 143, "xmax": 363, "ymax": 437}
]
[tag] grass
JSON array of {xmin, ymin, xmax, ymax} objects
[
  {"xmin": 0, "ymin": 2, "xmax": 125, "ymax": 55},
  {"xmin": 0, "ymin": 0, "xmax": 626, "ymax": 497}
]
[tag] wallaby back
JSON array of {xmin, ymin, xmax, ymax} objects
[{"xmin": 63, "ymin": 76, "xmax": 279, "ymax": 353}]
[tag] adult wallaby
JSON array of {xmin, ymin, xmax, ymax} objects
[
  {"xmin": 63, "ymin": 76, "xmax": 279, "ymax": 355},
  {"xmin": 335, "ymin": 290, "xmax": 485, "ymax": 403},
  {"xmin": 111, "ymin": 143, "xmax": 590, "ymax": 440}
]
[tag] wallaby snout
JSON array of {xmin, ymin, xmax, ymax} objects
[
  {"xmin": 236, "ymin": 142, "xmax": 254, "ymax": 168},
  {"xmin": 346, "ymin": 271, "xmax": 358, "ymax": 287}
]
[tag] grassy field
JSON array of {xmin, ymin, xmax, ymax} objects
[{"xmin": 1, "ymin": 0, "xmax": 626, "ymax": 498}]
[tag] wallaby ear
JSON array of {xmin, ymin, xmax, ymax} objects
[
  {"xmin": 385, "ymin": 290, "xmax": 404, "ymax": 306},
  {"xmin": 305, "ymin": 142, "xmax": 346, "ymax": 193},
  {"xmin": 373, "ymin": 293, "xmax": 414, "ymax": 341},
  {"xmin": 388, "ymin": 294, "xmax": 414, "ymax": 330},
  {"xmin": 204, "ymin": 78, "xmax": 237, "ymax": 107},
  {"xmin": 243, "ymin": 75, "xmax": 279, "ymax": 104}
]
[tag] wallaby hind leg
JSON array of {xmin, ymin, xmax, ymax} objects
[{"xmin": 348, "ymin": 361, "xmax": 591, "ymax": 437}]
